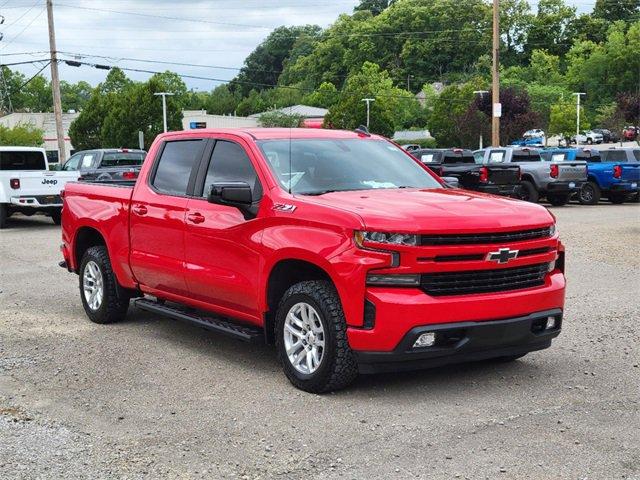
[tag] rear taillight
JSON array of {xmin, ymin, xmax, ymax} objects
[
  {"xmin": 613, "ymin": 165, "xmax": 622, "ymax": 179},
  {"xmin": 10, "ymin": 178, "xmax": 20, "ymax": 189},
  {"xmin": 550, "ymin": 164, "xmax": 559, "ymax": 178},
  {"xmin": 122, "ymin": 171, "xmax": 138, "ymax": 180},
  {"xmin": 479, "ymin": 166, "xmax": 488, "ymax": 183}
]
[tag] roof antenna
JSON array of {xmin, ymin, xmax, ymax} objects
[{"xmin": 355, "ymin": 125, "xmax": 370, "ymax": 137}]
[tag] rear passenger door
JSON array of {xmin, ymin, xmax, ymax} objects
[
  {"xmin": 129, "ymin": 139, "xmax": 206, "ymax": 297},
  {"xmin": 183, "ymin": 138, "xmax": 264, "ymax": 321}
]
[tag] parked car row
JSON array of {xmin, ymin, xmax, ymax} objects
[
  {"xmin": 0, "ymin": 147, "xmax": 146, "ymax": 228},
  {"xmin": 411, "ymin": 146, "xmax": 639, "ymax": 206}
]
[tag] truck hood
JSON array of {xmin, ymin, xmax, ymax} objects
[{"xmin": 304, "ymin": 188, "xmax": 554, "ymax": 233}]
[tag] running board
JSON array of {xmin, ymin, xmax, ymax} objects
[{"xmin": 134, "ymin": 298, "xmax": 263, "ymax": 343}]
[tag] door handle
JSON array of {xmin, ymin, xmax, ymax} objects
[
  {"xmin": 187, "ymin": 212, "xmax": 205, "ymax": 224},
  {"xmin": 132, "ymin": 205, "xmax": 147, "ymax": 215}
]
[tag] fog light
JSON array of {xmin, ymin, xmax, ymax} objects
[
  {"xmin": 547, "ymin": 260, "xmax": 556, "ymax": 272},
  {"xmin": 545, "ymin": 316, "xmax": 557, "ymax": 330},
  {"xmin": 413, "ymin": 332, "xmax": 436, "ymax": 348}
]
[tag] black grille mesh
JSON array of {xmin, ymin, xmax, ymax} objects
[{"xmin": 420, "ymin": 227, "xmax": 552, "ymax": 246}]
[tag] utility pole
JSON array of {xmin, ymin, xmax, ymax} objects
[
  {"xmin": 573, "ymin": 92, "xmax": 585, "ymax": 136},
  {"xmin": 473, "ymin": 90, "xmax": 489, "ymax": 149},
  {"xmin": 362, "ymin": 98, "xmax": 374, "ymax": 129},
  {"xmin": 46, "ymin": 0, "xmax": 66, "ymax": 163},
  {"xmin": 491, "ymin": 0, "xmax": 501, "ymax": 147},
  {"xmin": 154, "ymin": 92, "xmax": 174, "ymax": 133}
]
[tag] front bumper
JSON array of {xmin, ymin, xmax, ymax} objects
[
  {"xmin": 475, "ymin": 184, "xmax": 522, "ymax": 197},
  {"xmin": 546, "ymin": 181, "xmax": 584, "ymax": 195},
  {"xmin": 355, "ymin": 309, "xmax": 562, "ymax": 374}
]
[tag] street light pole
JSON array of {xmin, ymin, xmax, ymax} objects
[
  {"xmin": 154, "ymin": 92, "xmax": 174, "ymax": 133},
  {"xmin": 491, "ymin": 0, "xmax": 501, "ymax": 147},
  {"xmin": 474, "ymin": 90, "xmax": 489, "ymax": 149},
  {"xmin": 573, "ymin": 92, "xmax": 585, "ymax": 137},
  {"xmin": 362, "ymin": 98, "xmax": 375, "ymax": 129}
]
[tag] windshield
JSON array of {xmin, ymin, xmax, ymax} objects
[{"xmin": 258, "ymin": 139, "xmax": 442, "ymax": 195}]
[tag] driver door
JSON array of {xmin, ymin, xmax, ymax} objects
[{"xmin": 183, "ymin": 138, "xmax": 264, "ymax": 320}]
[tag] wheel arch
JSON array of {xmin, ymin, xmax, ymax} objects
[
  {"xmin": 74, "ymin": 226, "xmax": 107, "ymax": 270},
  {"xmin": 263, "ymin": 257, "xmax": 337, "ymax": 344}
]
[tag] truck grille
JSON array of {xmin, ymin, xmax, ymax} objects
[
  {"xmin": 421, "ymin": 263, "xmax": 548, "ymax": 296},
  {"xmin": 420, "ymin": 227, "xmax": 552, "ymax": 246}
]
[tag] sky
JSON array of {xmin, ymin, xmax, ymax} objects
[{"xmin": 0, "ymin": 0, "xmax": 597, "ymax": 93}]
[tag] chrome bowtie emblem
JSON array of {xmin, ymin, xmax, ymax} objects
[{"xmin": 486, "ymin": 248, "xmax": 519, "ymax": 264}]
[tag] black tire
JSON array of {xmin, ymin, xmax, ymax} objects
[
  {"xmin": 519, "ymin": 181, "xmax": 539, "ymax": 203},
  {"xmin": 579, "ymin": 181, "xmax": 601, "ymax": 205},
  {"xmin": 275, "ymin": 280, "xmax": 358, "ymax": 393},
  {"xmin": 608, "ymin": 193, "xmax": 626, "ymax": 204},
  {"xmin": 587, "ymin": 138, "xmax": 593, "ymax": 145},
  {"xmin": 546, "ymin": 193, "xmax": 570, "ymax": 206},
  {"xmin": 0, "ymin": 204, "xmax": 7, "ymax": 229},
  {"xmin": 50, "ymin": 208, "xmax": 62, "ymax": 225},
  {"xmin": 630, "ymin": 192, "xmax": 639, "ymax": 203},
  {"xmin": 79, "ymin": 246, "xmax": 130, "ymax": 324}
]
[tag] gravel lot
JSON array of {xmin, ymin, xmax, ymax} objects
[{"xmin": 1, "ymin": 203, "xmax": 639, "ymax": 480}]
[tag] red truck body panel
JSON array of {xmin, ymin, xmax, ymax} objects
[{"xmin": 61, "ymin": 128, "xmax": 565, "ymax": 357}]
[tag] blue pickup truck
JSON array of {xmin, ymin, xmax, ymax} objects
[{"xmin": 542, "ymin": 148, "xmax": 640, "ymax": 204}]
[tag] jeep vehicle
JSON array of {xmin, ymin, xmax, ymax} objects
[
  {"xmin": 412, "ymin": 148, "xmax": 521, "ymax": 197},
  {"xmin": 60, "ymin": 148, "xmax": 146, "ymax": 183},
  {"xmin": 61, "ymin": 129, "xmax": 566, "ymax": 393},
  {"xmin": 579, "ymin": 147, "xmax": 640, "ymax": 204},
  {"xmin": 0, "ymin": 146, "xmax": 78, "ymax": 228},
  {"xmin": 475, "ymin": 147, "xmax": 587, "ymax": 206}
]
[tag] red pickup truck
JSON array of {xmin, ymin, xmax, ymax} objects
[{"xmin": 60, "ymin": 128, "xmax": 566, "ymax": 392}]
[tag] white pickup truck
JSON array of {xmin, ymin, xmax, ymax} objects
[{"xmin": 0, "ymin": 147, "xmax": 79, "ymax": 228}]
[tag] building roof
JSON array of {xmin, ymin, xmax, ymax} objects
[{"xmin": 249, "ymin": 105, "xmax": 328, "ymax": 119}]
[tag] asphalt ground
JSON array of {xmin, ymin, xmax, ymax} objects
[{"xmin": 1, "ymin": 202, "xmax": 639, "ymax": 479}]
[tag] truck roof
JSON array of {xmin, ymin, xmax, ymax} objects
[
  {"xmin": 0, "ymin": 146, "xmax": 46, "ymax": 153},
  {"xmin": 166, "ymin": 128, "xmax": 386, "ymax": 141}
]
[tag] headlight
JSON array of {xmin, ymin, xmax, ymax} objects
[
  {"xmin": 366, "ymin": 273, "xmax": 420, "ymax": 286},
  {"xmin": 355, "ymin": 231, "xmax": 418, "ymax": 247}
]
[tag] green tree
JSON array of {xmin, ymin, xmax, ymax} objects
[
  {"xmin": 525, "ymin": 0, "xmax": 577, "ymax": 58},
  {"xmin": 205, "ymin": 84, "xmax": 239, "ymax": 114},
  {"xmin": 593, "ymin": 0, "xmax": 639, "ymax": 22},
  {"xmin": 549, "ymin": 101, "xmax": 588, "ymax": 138},
  {"xmin": 61, "ymin": 80, "xmax": 92, "ymax": 112},
  {"xmin": 258, "ymin": 110, "xmax": 304, "ymax": 127},
  {"xmin": 354, "ymin": 0, "xmax": 394, "ymax": 16},
  {"xmin": 324, "ymin": 62, "xmax": 408, "ymax": 137},
  {"xmin": 236, "ymin": 89, "xmax": 268, "ymax": 116},
  {"xmin": 0, "ymin": 123, "xmax": 44, "ymax": 146},
  {"xmin": 302, "ymin": 82, "xmax": 339, "ymax": 108}
]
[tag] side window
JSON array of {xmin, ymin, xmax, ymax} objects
[
  {"xmin": 81, "ymin": 153, "xmax": 96, "ymax": 169},
  {"xmin": 63, "ymin": 153, "xmax": 82, "ymax": 171},
  {"xmin": 203, "ymin": 140, "xmax": 262, "ymax": 200},
  {"xmin": 152, "ymin": 140, "xmax": 204, "ymax": 195},
  {"xmin": 473, "ymin": 151, "xmax": 485, "ymax": 163},
  {"xmin": 634, "ymin": 150, "xmax": 640, "ymax": 162}
]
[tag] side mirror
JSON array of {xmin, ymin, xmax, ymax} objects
[
  {"xmin": 207, "ymin": 182, "xmax": 252, "ymax": 206},
  {"xmin": 441, "ymin": 176, "xmax": 460, "ymax": 188}
]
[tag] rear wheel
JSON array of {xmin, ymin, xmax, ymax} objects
[
  {"xmin": 579, "ymin": 181, "xmax": 601, "ymax": 205},
  {"xmin": 275, "ymin": 280, "xmax": 358, "ymax": 393},
  {"xmin": 50, "ymin": 208, "xmax": 62, "ymax": 225},
  {"xmin": 608, "ymin": 193, "xmax": 626, "ymax": 204},
  {"xmin": 0, "ymin": 204, "xmax": 7, "ymax": 229},
  {"xmin": 79, "ymin": 246, "xmax": 130, "ymax": 324},
  {"xmin": 518, "ymin": 181, "xmax": 539, "ymax": 203},
  {"xmin": 546, "ymin": 193, "xmax": 570, "ymax": 206}
]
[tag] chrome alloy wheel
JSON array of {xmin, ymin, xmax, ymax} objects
[
  {"xmin": 283, "ymin": 302, "xmax": 325, "ymax": 374},
  {"xmin": 83, "ymin": 260, "xmax": 104, "ymax": 311}
]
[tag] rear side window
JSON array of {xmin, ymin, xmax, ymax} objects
[
  {"xmin": 634, "ymin": 150, "xmax": 640, "ymax": 162},
  {"xmin": 0, "ymin": 151, "xmax": 46, "ymax": 170},
  {"xmin": 513, "ymin": 153, "xmax": 541, "ymax": 162},
  {"xmin": 152, "ymin": 140, "xmax": 204, "ymax": 195},
  {"xmin": 203, "ymin": 140, "xmax": 262, "ymax": 199}
]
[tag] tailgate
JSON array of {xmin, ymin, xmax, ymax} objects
[
  {"xmin": 4, "ymin": 171, "xmax": 79, "ymax": 202},
  {"xmin": 557, "ymin": 162, "xmax": 587, "ymax": 182},
  {"xmin": 487, "ymin": 165, "xmax": 520, "ymax": 185},
  {"xmin": 621, "ymin": 164, "xmax": 640, "ymax": 182}
]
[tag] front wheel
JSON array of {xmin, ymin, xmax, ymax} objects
[
  {"xmin": 79, "ymin": 246, "xmax": 130, "ymax": 324},
  {"xmin": 546, "ymin": 193, "xmax": 570, "ymax": 206},
  {"xmin": 579, "ymin": 181, "xmax": 601, "ymax": 205},
  {"xmin": 587, "ymin": 138, "xmax": 593, "ymax": 145},
  {"xmin": 0, "ymin": 204, "xmax": 7, "ymax": 229},
  {"xmin": 275, "ymin": 280, "xmax": 358, "ymax": 393}
]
